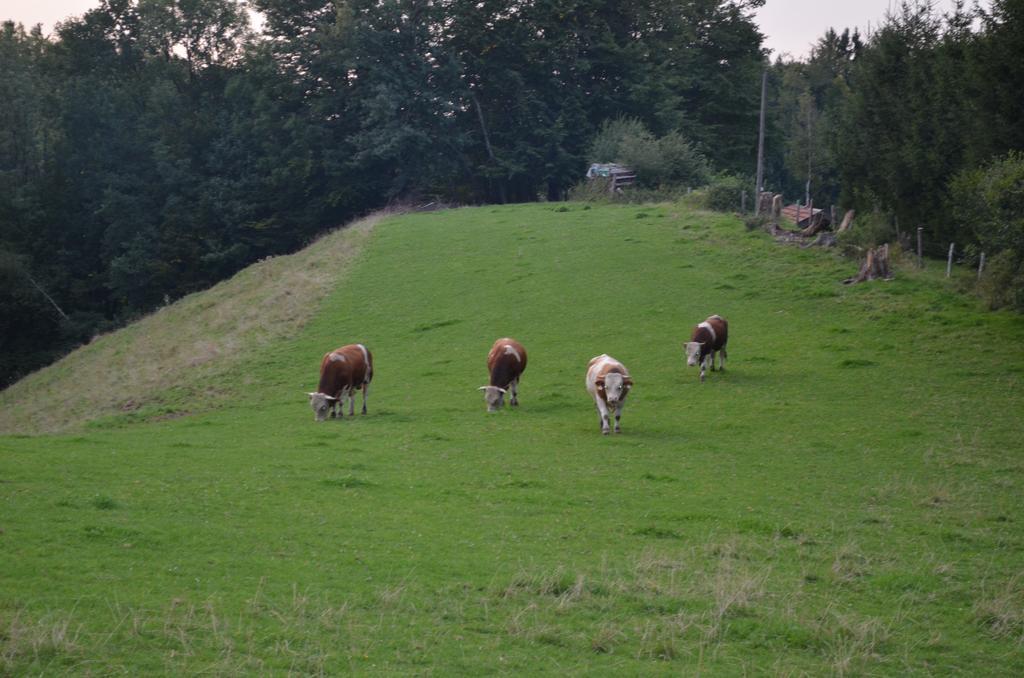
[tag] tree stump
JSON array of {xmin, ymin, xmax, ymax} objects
[
  {"xmin": 843, "ymin": 244, "xmax": 893, "ymax": 284},
  {"xmin": 797, "ymin": 211, "xmax": 829, "ymax": 237},
  {"xmin": 836, "ymin": 209, "xmax": 855, "ymax": 233}
]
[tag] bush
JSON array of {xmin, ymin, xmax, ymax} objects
[
  {"xmin": 977, "ymin": 250, "xmax": 1024, "ymax": 311},
  {"xmin": 836, "ymin": 211, "xmax": 895, "ymax": 254},
  {"xmin": 949, "ymin": 151, "xmax": 1024, "ymax": 310},
  {"xmin": 588, "ymin": 117, "xmax": 710, "ymax": 189},
  {"xmin": 566, "ymin": 179, "xmax": 614, "ymax": 203},
  {"xmin": 703, "ymin": 175, "xmax": 749, "ymax": 212},
  {"xmin": 567, "ymin": 180, "xmax": 692, "ymax": 205},
  {"xmin": 590, "ymin": 117, "xmax": 648, "ymax": 164}
]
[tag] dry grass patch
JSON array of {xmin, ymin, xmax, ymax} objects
[
  {"xmin": 0, "ymin": 610, "xmax": 81, "ymax": 672},
  {"xmin": 813, "ymin": 605, "xmax": 894, "ymax": 677},
  {"xmin": 974, "ymin": 573, "xmax": 1024, "ymax": 643},
  {"xmin": 831, "ymin": 541, "xmax": 870, "ymax": 584},
  {"xmin": 0, "ymin": 214, "xmax": 383, "ymax": 434}
]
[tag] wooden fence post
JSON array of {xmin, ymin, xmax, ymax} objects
[
  {"xmin": 946, "ymin": 243, "xmax": 955, "ymax": 278},
  {"xmin": 741, "ymin": 191, "xmax": 747, "ymax": 213},
  {"xmin": 917, "ymin": 227, "xmax": 923, "ymax": 268},
  {"xmin": 978, "ymin": 252, "xmax": 986, "ymax": 280}
]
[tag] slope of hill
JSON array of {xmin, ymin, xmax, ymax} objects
[
  {"xmin": 0, "ymin": 214, "xmax": 380, "ymax": 435},
  {"xmin": 1, "ymin": 203, "xmax": 1023, "ymax": 674}
]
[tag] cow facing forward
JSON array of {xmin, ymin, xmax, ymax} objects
[
  {"xmin": 479, "ymin": 338, "xmax": 527, "ymax": 412},
  {"xmin": 306, "ymin": 344, "xmax": 374, "ymax": 421},
  {"xmin": 585, "ymin": 354, "xmax": 633, "ymax": 434},
  {"xmin": 684, "ymin": 314, "xmax": 728, "ymax": 382}
]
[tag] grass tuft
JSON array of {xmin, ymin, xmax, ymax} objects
[
  {"xmin": 320, "ymin": 475, "xmax": 373, "ymax": 489},
  {"xmin": 90, "ymin": 494, "xmax": 118, "ymax": 510},
  {"xmin": 634, "ymin": 526, "xmax": 683, "ymax": 540}
]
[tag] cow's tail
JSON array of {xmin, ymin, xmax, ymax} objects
[{"xmin": 357, "ymin": 343, "xmax": 373, "ymax": 385}]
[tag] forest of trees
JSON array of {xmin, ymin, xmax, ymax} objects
[{"xmin": 1, "ymin": 0, "xmax": 1022, "ymax": 386}]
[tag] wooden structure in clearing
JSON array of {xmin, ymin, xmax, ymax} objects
[
  {"xmin": 586, "ymin": 163, "xmax": 636, "ymax": 193},
  {"xmin": 780, "ymin": 204, "xmax": 831, "ymax": 230}
]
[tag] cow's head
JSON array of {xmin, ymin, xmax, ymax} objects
[
  {"xmin": 597, "ymin": 373, "xmax": 632, "ymax": 405},
  {"xmin": 684, "ymin": 342, "xmax": 704, "ymax": 366},
  {"xmin": 307, "ymin": 392, "xmax": 338, "ymax": 421},
  {"xmin": 478, "ymin": 385, "xmax": 506, "ymax": 412}
]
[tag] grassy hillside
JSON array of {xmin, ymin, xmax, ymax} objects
[
  {"xmin": 2, "ymin": 203, "xmax": 1023, "ymax": 674},
  {"xmin": 0, "ymin": 214, "xmax": 379, "ymax": 434}
]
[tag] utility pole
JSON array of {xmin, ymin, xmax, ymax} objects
[
  {"xmin": 754, "ymin": 70, "xmax": 767, "ymax": 214},
  {"xmin": 805, "ymin": 99, "xmax": 813, "ymax": 207}
]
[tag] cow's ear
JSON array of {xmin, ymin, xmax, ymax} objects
[
  {"xmin": 624, "ymin": 378, "xmax": 634, "ymax": 389},
  {"xmin": 596, "ymin": 378, "xmax": 605, "ymax": 390}
]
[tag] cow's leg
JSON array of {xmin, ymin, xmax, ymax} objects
[
  {"xmin": 332, "ymin": 399, "xmax": 341, "ymax": 419},
  {"xmin": 710, "ymin": 349, "xmax": 717, "ymax": 371},
  {"xmin": 700, "ymin": 355, "xmax": 709, "ymax": 382},
  {"xmin": 361, "ymin": 382, "xmax": 369, "ymax": 415},
  {"xmin": 510, "ymin": 378, "xmax": 519, "ymax": 407},
  {"xmin": 595, "ymin": 399, "xmax": 611, "ymax": 435},
  {"xmin": 614, "ymin": 403, "xmax": 624, "ymax": 433},
  {"xmin": 720, "ymin": 346, "xmax": 727, "ymax": 371},
  {"xmin": 348, "ymin": 388, "xmax": 356, "ymax": 417}
]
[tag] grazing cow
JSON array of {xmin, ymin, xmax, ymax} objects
[
  {"xmin": 479, "ymin": 338, "xmax": 527, "ymax": 412},
  {"xmin": 684, "ymin": 314, "xmax": 728, "ymax": 382},
  {"xmin": 585, "ymin": 354, "xmax": 633, "ymax": 435},
  {"xmin": 306, "ymin": 343, "xmax": 374, "ymax": 421}
]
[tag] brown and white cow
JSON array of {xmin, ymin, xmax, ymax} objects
[
  {"xmin": 306, "ymin": 343, "xmax": 374, "ymax": 421},
  {"xmin": 585, "ymin": 354, "xmax": 634, "ymax": 434},
  {"xmin": 684, "ymin": 314, "xmax": 728, "ymax": 382},
  {"xmin": 479, "ymin": 338, "xmax": 527, "ymax": 412}
]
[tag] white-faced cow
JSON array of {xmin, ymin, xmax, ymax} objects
[
  {"xmin": 684, "ymin": 314, "xmax": 728, "ymax": 382},
  {"xmin": 585, "ymin": 354, "xmax": 634, "ymax": 435},
  {"xmin": 479, "ymin": 338, "xmax": 527, "ymax": 412},
  {"xmin": 306, "ymin": 343, "xmax": 374, "ymax": 421}
]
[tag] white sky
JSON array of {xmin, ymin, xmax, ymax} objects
[
  {"xmin": 755, "ymin": 0, "xmax": 975, "ymax": 59},
  {"xmin": 2, "ymin": 0, "xmax": 979, "ymax": 59}
]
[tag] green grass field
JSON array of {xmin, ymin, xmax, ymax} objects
[{"xmin": 2, "ymin": 203, "xmax": 1023, "ymax": 674}]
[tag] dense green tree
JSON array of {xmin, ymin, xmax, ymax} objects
[
  {"xmin": 829, "ymin": 3, "xmax": 968, "ymax": 246},
  {"xmin": 970, "ymin": 0, "xmax": 1024, "ymax": 162}
]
